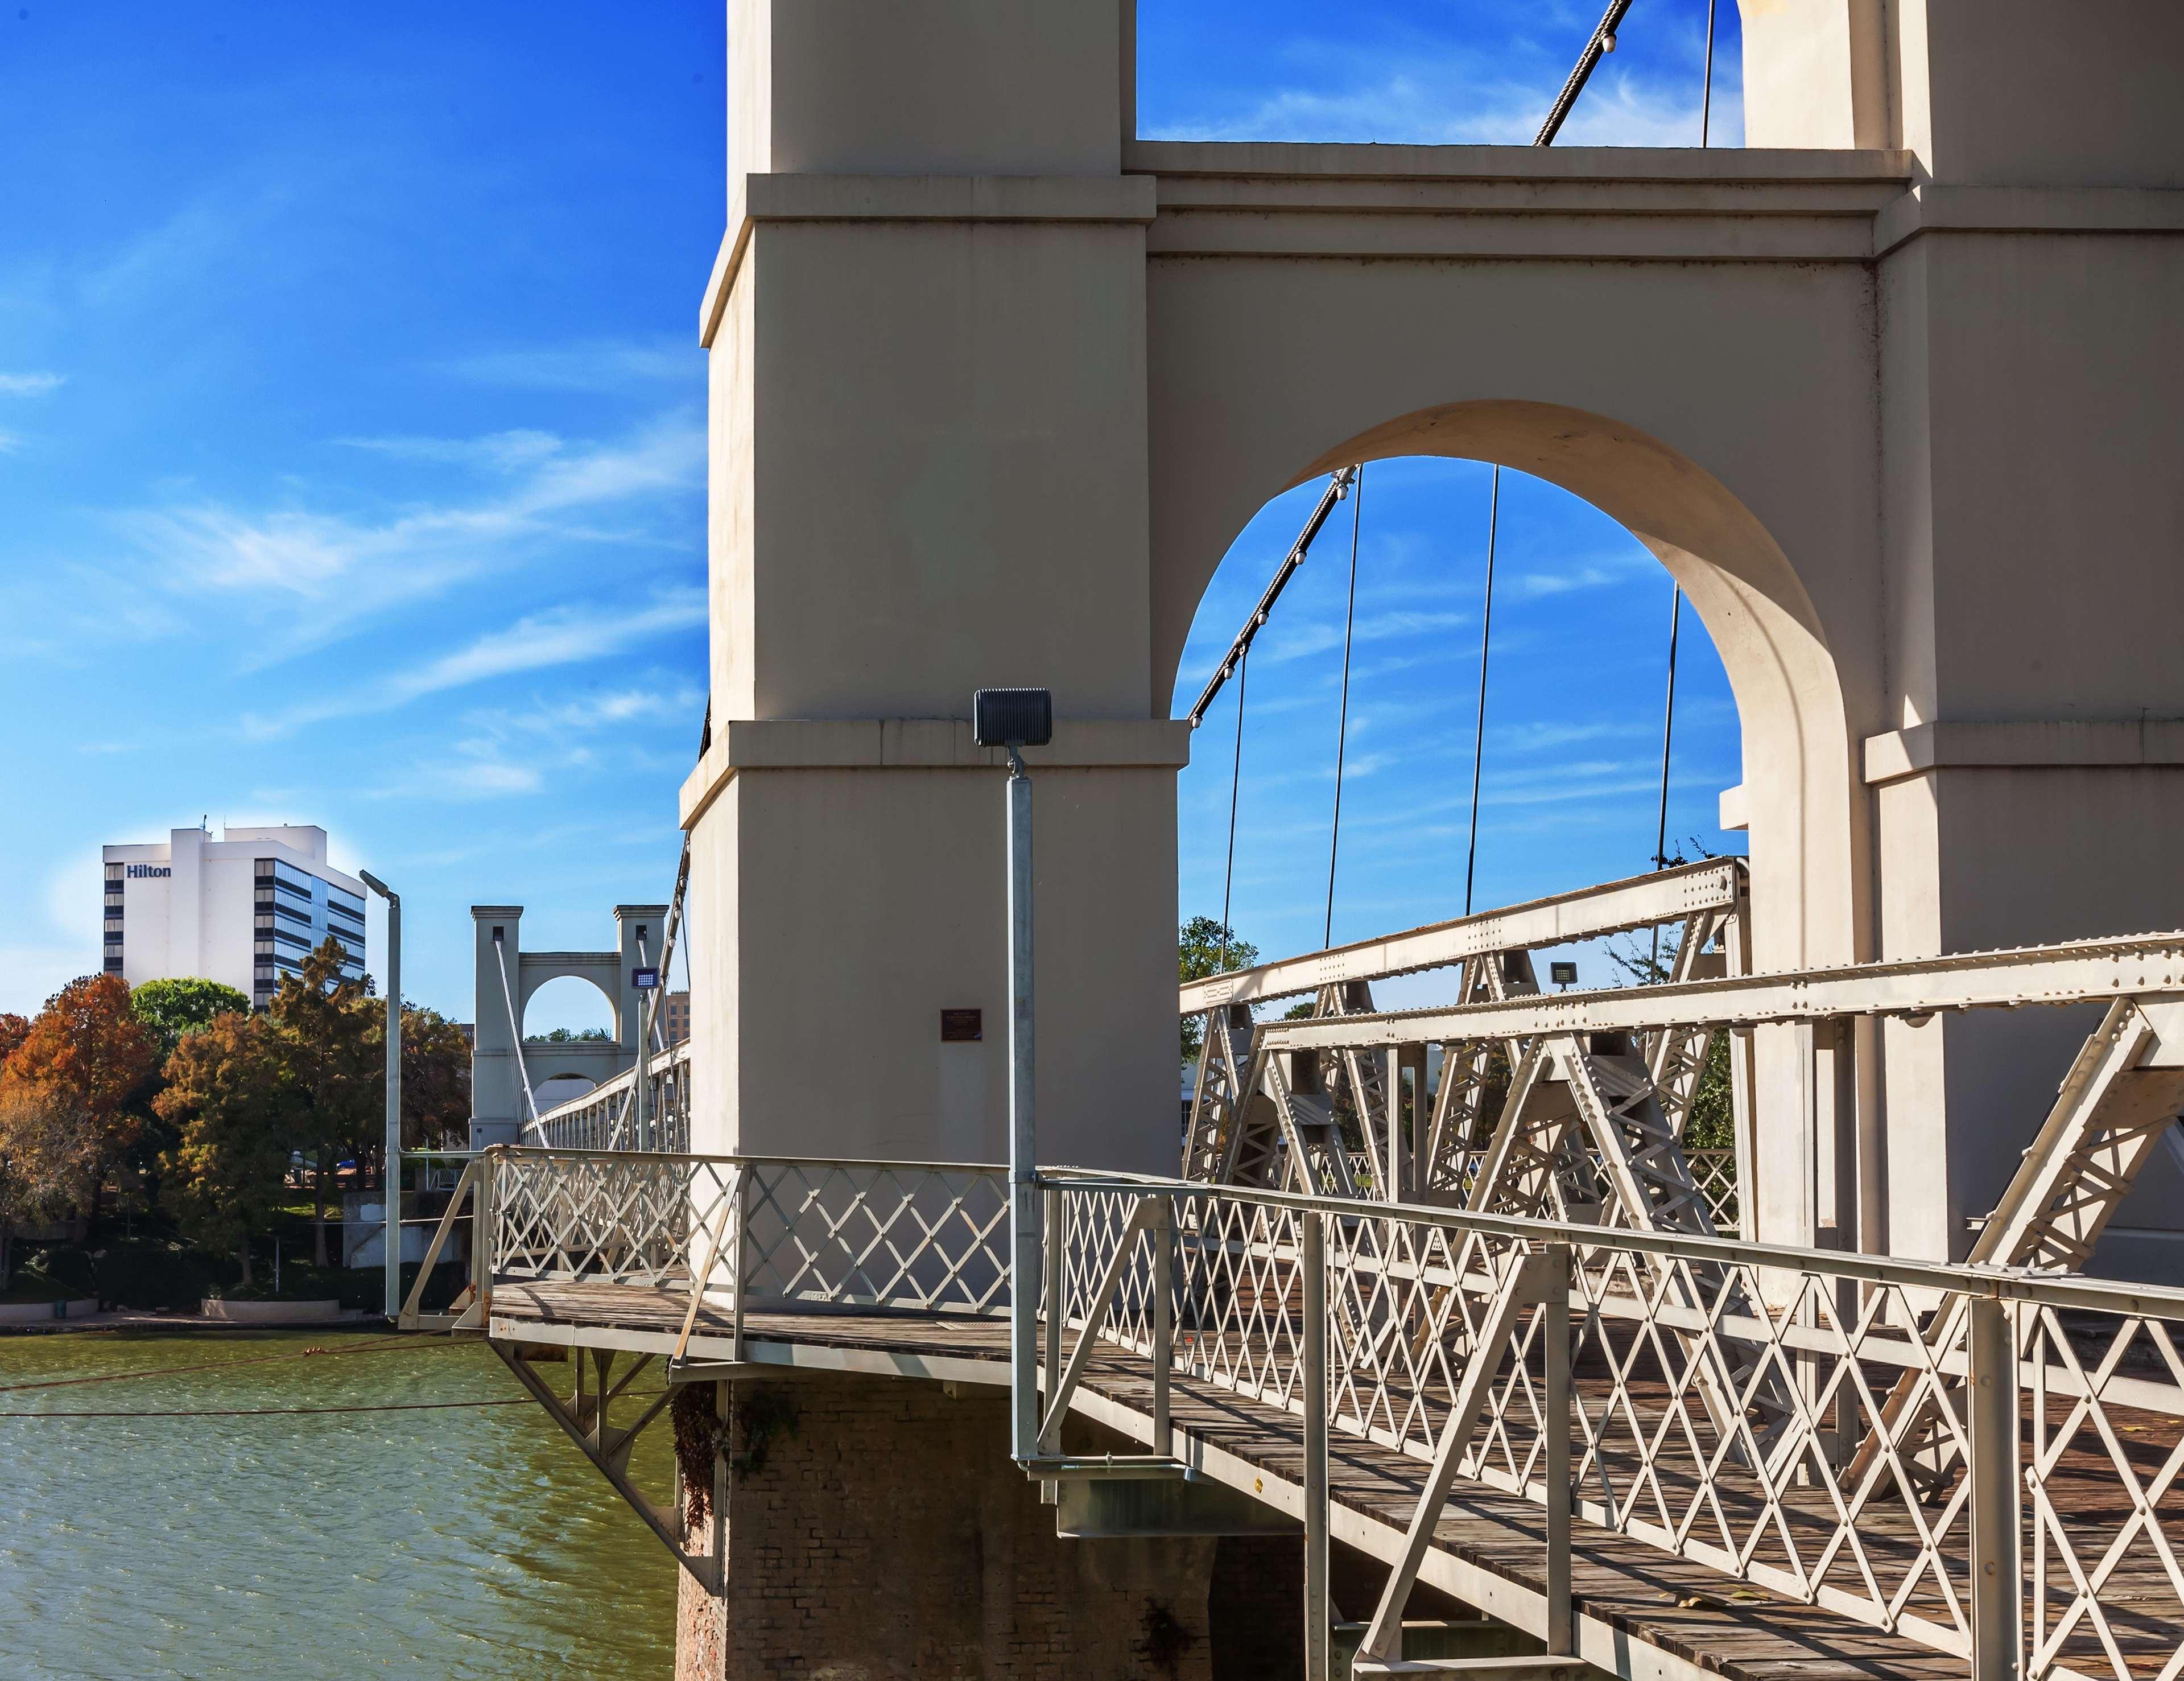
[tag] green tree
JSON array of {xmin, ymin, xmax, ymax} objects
[
  {"xmin": 264, "ymin": 940, "xmax": 379, "ymax": 1266},
  {"xmin": 1178, "ymin": 917, "xmax": 1259, "ymax": 1065},
  {"xmin": 131, "ymin": 977, "xmax": 251, "ymax": 1061},
  {"xmin": 155, "ymin": 1013, "xmax": 294, "ymax": 1285}
]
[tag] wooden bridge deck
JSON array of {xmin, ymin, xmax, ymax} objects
[{"xmin": 476, "ymin": 1276, "xmax": 2115, "ymax": 1681}]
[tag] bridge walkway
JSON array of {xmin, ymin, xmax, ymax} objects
[{"xmin": 488, "ymin": 1275, "xmax": 2105, "ymax": 1681}]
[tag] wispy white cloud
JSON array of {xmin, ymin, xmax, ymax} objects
[
  {"xmin": 245, "ymin": 588, "xmax": 708, "ymax": 737},
  {"xmin": 1261, "ymin": 608, "xmax": 1471, "ymax": 665},
  {"xmin": 1145, "ymin": 9, "xmax": 1740, "ymax": 151},
  {"xmin": 0, "ymin": 371, "xmax": 63, "ymax": 397},
  {"xmin": 104, "ymin": 410, "xmax": 704, "ymax": 660},
  {"xmin": 441, "ymin": 336, "xmax": 700, "ymax": 393},
  {"xmin": 335, "ymin": 429, "xmax": 565, "ymax": 472}
]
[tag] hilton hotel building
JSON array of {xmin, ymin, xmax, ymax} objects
[{"xmin": 102, "ymin": 825, "xmax": 368, "ymax": 1007}]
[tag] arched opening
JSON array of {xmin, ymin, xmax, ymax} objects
[
  {"xmin": 1175, "ymin": 451, "xmax": 1745, "ymax": 1003},
  {"xmin": 1159, "ymin": 401, "xmax": 1864, "ymax": 982},
  {"xmin": 521, "ymin": 973, "xmax": 618, "ymax": 1044},
  {"xmin": 533, "ymin": 1073, "xmax": 599, "ymax": 1110}
]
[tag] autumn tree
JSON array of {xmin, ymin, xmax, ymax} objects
[
  {"xmin": 0, "ymin": 1082, "xmax": 90, "ymax": 1288},
  {"xmin": 1, "ymin": 974, "xmax": 159, "ymax": 1219},
  {"xmin": 265, "ymin": 940, "xmax": 378, "ymax": 1266},
  {"xmin": 1178, "ymin": 917, "xmax": 1259, "ymax": 1065},
  {"xmin": 365, "ymin": 1004, "xmax": 472, "ymax": 1151},
  {"xmin": 155, "ymin": 1013, "xmax": 294, "ymax": 1284}
]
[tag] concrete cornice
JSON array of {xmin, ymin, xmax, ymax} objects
[
  {"xmin": 679, "ymin": 718, "xmax": 1194, "ymax": 830},
  {"xmin": 1124, "ymin": 141, "xmax": 1917, "ymax": 185},
  {"xmin": 1864, "ymin": 721, "xmax": 2184, "ymax": 785},
  {"xmin": 1873, "ymin": 185, "xmax": 2184, "ymax": 257},
  {"xmin": 701, "ymin": 172, "xmax": 1159, "ymax": 346}
]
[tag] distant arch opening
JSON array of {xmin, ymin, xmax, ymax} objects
[{"xmin": 521, "ymin": 973, "xmax": 617, "ymax": 1044}]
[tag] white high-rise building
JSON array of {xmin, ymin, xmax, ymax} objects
[{"xmin": 102, "ymin": 825, "xmax": 368, "ymax": 1007}]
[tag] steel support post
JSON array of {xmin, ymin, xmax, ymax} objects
[
  {"xmin": 1968, "ymin": 1294, "xmax": 2023, "ymax": 1681},
  {"xmin": 1303, "ymin": 1210, "xmax": 1331, "ymax": 1681},
  {"xmin": 1543, "ymin": 1242, "xmax": 1572, "ymax": 1657},
  {"xmin": 360, "ymin": 871, "xmax": 401, "ymax": 1320},
  {"xmin": 1007, "ymin": 753, "xmax": 1039, "ymax": 1464},
  {"xmin": 730, "ymin": 1165, "xmax": 750, "ymax": 1363},
  {"xmin": 1152, "ymin": 1198, "xmax": 1173, "ymax": 1454},
  {"xmin": 1043, "ymin": 1183, "xmax": 1065, "ymax": 1502}
]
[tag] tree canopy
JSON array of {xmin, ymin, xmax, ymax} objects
[
  {"xmin": 131, "ymin": 977, "xmax": 251, "ymax": 1060},
  {"xmin": 1178, "ymin": 916, "xmax": 1260, "ymax": 1065}
]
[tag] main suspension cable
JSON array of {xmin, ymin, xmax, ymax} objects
[
  {"xmin": 1464, "ymin": 467, "xmax": 1501, "ymax": 916},
  {"xmin": 1323, "ymin": 463, "xmax": 1366, "ymax": 948},
  {"xmin": 1534, "ymin": 0, "xmax": 1636, "ymax": 145},
  {"xmin": 1650, "ymin": 583, "xmax": 1685, "ymax": 973},
  {"xmin": 1186, "ymin": 468, "xmax": 1357, "ymax": 731}
]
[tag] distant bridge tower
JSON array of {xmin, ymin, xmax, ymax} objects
[{"xmin": 469, "ymin": 903, "xmax": 668, "ymax": 1147}]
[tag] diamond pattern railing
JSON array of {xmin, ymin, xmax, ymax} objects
[
  {"xmin": 1042, "ymin": 1172, "xmax": 2184, "ymax": 1681},
  {"xmin": 484, "ymin": 1145, "xmax": 2184, "ymax": 1679},
  {"xmin": 489, "ymin": 1148, "xmax": 1009, "ymax": 1317}
]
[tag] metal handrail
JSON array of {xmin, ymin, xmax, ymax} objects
[{"xmin": 1037, "ymin": 1163, "xmax": 2184, "ymax": 1319}]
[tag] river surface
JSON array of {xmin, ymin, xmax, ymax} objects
[{"xmin": 0, "ymin": 1328, "xmax": 678, "ymax": 1679}]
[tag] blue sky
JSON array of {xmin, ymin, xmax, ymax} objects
[{"xmin": 1, "ymin": 2, "xmax": 1744, "ymax": 1026}]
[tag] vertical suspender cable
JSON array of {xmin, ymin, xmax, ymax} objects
[
  {"xmin": 1650, "ymin": 585, "xmax": 1684, "ymax": 970},
  {"xmin": 1653, "ymin": 586, "xmax": 1683, "ymax": 874},
  {"xmin": 1464, "ymin": 467, "xmax": 1501, "ymax": 916},
  {"xmin": 1217, "ymin": 645, "xmax": 1249, "ymax": 970},
  {"xmin": 1700, "ymin": 0, "xmax": 1718, "ymax": 149},
  {"xmin": 1323, "ymin": 463, "xmax": 1365, "ymax": 948}
]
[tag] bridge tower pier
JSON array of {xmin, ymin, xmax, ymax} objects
[{"xmin": 672, "ymin": 1371, "xmax": 1217, "ymax": 1681}]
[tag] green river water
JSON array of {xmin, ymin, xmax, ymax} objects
[{"xmin": 0, "ymin": 1328, "xmax": 678, "ymax": 1679}]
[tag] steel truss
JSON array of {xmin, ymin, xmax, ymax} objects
[{"xmin": 1181, "ymin": 862, "xmax": 1751, "ymax": 1227}]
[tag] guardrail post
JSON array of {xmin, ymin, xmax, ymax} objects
[
  {"xmin": 1042, "ymin": 1184, "xmax": 1064, "ymax": 1503},
  {"xmin": 730, "ymin": 1163, "xmax": 751, "ymax": 1363},
  {"xmin": 1303, "ymin": 1209, "xmax": 1330, "ymax": 1681},
  {"xmin": 1968, "ymin": 1293, "xmax": 2022, "ymax": 1681},
  {"xmin": 472, "ymin": 1149, "xmax": 496, "ymax": 1324},
  {"xmin": 1544, "ymin": 1242, "xmax": 1572, "ymax": 1658},
  {"xmin": 1152, "ymin": 1198, "xmax": 1173, "ymax": 1453}
]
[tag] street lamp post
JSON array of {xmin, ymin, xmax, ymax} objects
[
  {"xmin": 360, "ymin": 870, "xmax": 401, "ymax": 1322},
  {"xmin": 973, "ymin": 687, "xmax": 1053, "ymax": 1465}
]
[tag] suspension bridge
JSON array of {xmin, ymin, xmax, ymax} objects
[{"xmin": 414, "ymin": 1, "xmax": 2184, "ymax": 1675}]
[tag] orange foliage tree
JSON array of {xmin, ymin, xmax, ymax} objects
[{"xmin": 1, "ymin": 974, "xmax": 159, "ymax": 1213}]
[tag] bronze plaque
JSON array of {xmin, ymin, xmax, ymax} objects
[{"xmin": 940, "ymin": 1008, "xmax": 983, "ymax": 1043}]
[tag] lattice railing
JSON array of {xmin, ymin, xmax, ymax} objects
[
  {"xmin": 481, "ymin": 1143, "xmax": 2184, "ymax": 1679},
  {"xmin": 487, "ymin": 1148, "xmax": 1009, "ymax": 1316},
  {"xmin": 1045, "ymin": 1171, "xmax": 2184, "ymax": 1681}
]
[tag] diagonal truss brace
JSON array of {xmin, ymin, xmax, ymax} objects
[
  {"xmin": 1851, "ymin": 996, "xmax": 2184, "ymax": 1492},
  {"xmin": 1358, "ymin": 1247, "xmax": 1571, "ymax": 1668},
  {"xmin": 494, "ymin": 1342, "xmax": 720, "ymax": 1593}
]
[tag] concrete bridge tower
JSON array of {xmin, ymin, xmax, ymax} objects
[{"xmin": 685, "ymin": 0, "xmax": 2184, "ymax": 1274}]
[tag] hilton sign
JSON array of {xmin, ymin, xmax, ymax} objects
[{"xmin": 125, "ymin": 865, "xmax": 171, "ymax": 879}]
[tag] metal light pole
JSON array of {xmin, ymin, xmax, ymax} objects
[
  {"xmin": 360, "ymin": 870, "xmax": 401, "ymax": 1322},
  {"xmin": 975, "ymin": 687, "xmax": 1053, "ymax": 1464}
]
